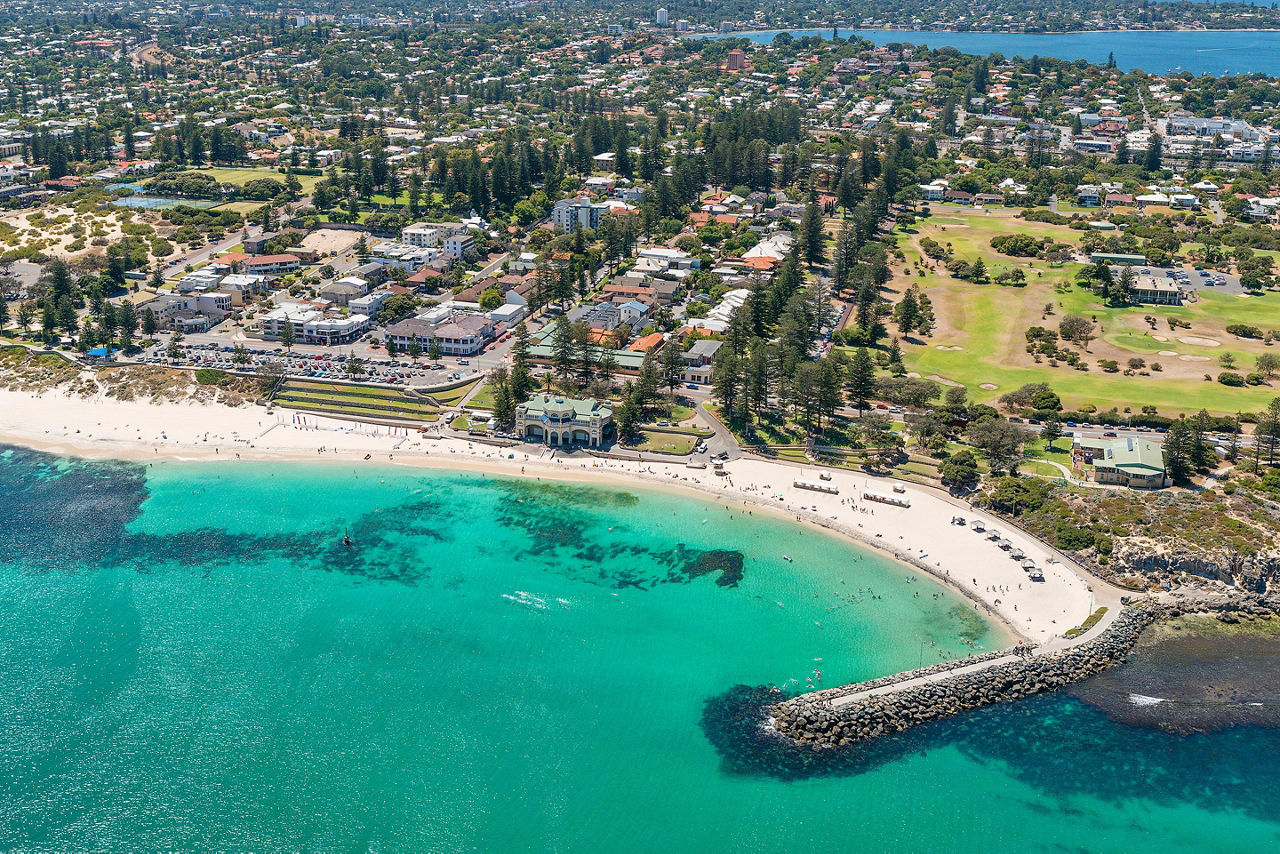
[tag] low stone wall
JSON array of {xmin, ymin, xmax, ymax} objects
[{"xmin": 769, "ymin": 604, "xmax": 1166, "ymax": 748}]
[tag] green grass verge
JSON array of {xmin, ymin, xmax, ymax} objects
[
  {"xmin": 629, "ymin": 429, "xmax": 698, "ymax": 454},
  {"xmin": 1065, "ymin": 606, "xmax": 1109, "ymax": 639},
  {"xmin": 429, "ymin": 378, "xmax": 481, "ymax": 406}
]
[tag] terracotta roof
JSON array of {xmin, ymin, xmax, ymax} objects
[{"xmin": 628, "ymin": 332, "xmax": 664, "ymax": 352}]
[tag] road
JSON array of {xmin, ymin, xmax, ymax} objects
[
  {"xmin": 164, "ymin": 224, "xmax": 265, "ymax": 273},
  {"xmin": 470, "ymin": 252, "xmax": 510, "ymax": 280}
]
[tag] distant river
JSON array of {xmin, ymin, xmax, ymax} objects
[
  {"xmin": 3, "ymin": 446, "xmax": 1280, "ymax": 849},
  {"xmin": 723, "ymin": 29, "xmax": 1280, "ymax": 76}
]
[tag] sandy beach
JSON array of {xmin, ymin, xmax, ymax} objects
[{"xmin": 0, "ymin": 388, "xmax": 1119, "ymax": 645}]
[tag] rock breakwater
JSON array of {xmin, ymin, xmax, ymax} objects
[
  {"xmin": 700, "ymin": 593, "xmax": 1279, "ymax": 778},
  {"xmin": 769, "ymin": 604, "xmax": 1165, "ymax": 748}
]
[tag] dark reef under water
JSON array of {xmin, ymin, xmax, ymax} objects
[
  {"xmin": 0, "ymin": 444, "xmax": 745, "ymax": 590},
  {"xmin": 701, "ymin": 682, "xmax": 1280, "ymax": 823},
  {"xmin": 702, "ymin": 611, "xmax": 1280, "ymax": 830},
  {"xmin": 1068, "ymin": 618, "xmax": 1280, "ymax": 735}
]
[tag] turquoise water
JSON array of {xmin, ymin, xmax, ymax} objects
[
  {"xmin": 1, "ymin": 446, "xmax": 1279, "ymax": 851},
  {"xmin": 722, "ymin": 28, "xmax": 1280, "ymax": 76}
]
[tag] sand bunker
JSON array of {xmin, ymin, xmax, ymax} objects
[
  {"xmin": 1158, "ymin": 350, "xmax": 1179, "ymax": 356},
  {"xmin": 979, "ymin": 383, "xmax": 998, "ymax": 390},
  {"xmin": 935, "ymin": 345, "xmax": 965, "ymax": 351},
  {"xmin": 1178, "ymin": 355, "xmax": 1211, "ymax": 362},
  {"xmin": 926, "ymin": 375, "xmax": 964, "ymax": 387},
  {"xmin": 1152, "ymin": 335, "xmax": 1168, "ymax": 342},
  {"xmin": 1178, "ymin": 336, "xmax": 1221, "ymax": 347}
]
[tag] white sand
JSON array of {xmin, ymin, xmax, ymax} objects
[
  {"xmin": 1178, "ymin": 336, "xmax": 1221, "ymax": 348},
  {"xmin": 0, "ymin": 388, "xmax": 1116, "ymax": 646}
]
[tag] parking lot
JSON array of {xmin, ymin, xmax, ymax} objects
[
  {"xmin": 139, "ymin": 342, "xmax": 474, "ymax": 387},
  {"xmin": 1113, "ymin": 264, "xmax": 1243, "ymax": 294}
]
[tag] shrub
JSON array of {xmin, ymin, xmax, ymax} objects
[
  {"xmin": 194, "ymin": 368, "xmax": 229, "ymax": 385},
  {"xmin": 1227, "ymin": 324, "xmax": 1263, "ymax": 339},
  {"xmin": 919, "ymin": 236, "xmax": 950, "ymax": 260},
  {"xmin": 1218, "ymin": 372, "xmax": 1246, "ymax": 386},
  {"xmin": 990, "ymin": 233, "xmax": 1045, "ymax": 257},
  {"xmin": 1054, "ymin": 523, "xmax": 1097, "ymax": 551}
]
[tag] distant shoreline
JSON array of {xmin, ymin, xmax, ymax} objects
[{"xmin": 711, "ymin": 26, "xmax": 1280, "ymax": 38}]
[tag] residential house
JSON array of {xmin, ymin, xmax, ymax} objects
[
  {"xmin": 243, "ymin": 254, "xmax": 301, "ymax": 276},
  {"xmin": 1076, "ymin": 185, "xmax": 1103, "ymax": 207},
  {"xmin": 681, "ymin": 338, "xmax": 722, "ymax": 384}
]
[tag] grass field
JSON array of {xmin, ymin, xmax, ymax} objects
[
  {"xmin": 369, "ymin": 192, "xmax": 445, "ymax": 207},
  {"xmin": 888, "ymin": 208, "xmax": 1280, "ymax": 416},
  {"xmin": 630, "ymin": 428, "xmax": 698, "ymax": 454},
  {"xmin": 211, "ymin": 201, "xmax": 266, "ymax": 215},
  {"xmin": 195, "ymin": 167, "xmax": 324, "ymax": 195}
]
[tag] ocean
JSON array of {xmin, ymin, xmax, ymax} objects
[
  {"xmin": 0, "ymin": 446, "xmax": 1277, "ymax": 851},
  {"xmin": 722, "ymin": 29, "xmax": 1280, "ymax": 76}
]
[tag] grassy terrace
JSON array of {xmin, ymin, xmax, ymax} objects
[
  {"xmin": 273, "ymin": 379, "xmax": 440, "ymax": 422},
  {"xmin": 277, "ymin": 397, "xmax": 439, "ymax": 422},
  {"xmin": 428, "ymin": 378, "xmax": 481, "ymax": 407},
  {"xmin": 887, "ymin": 208, "xmax": 1280, "ymax": 415}
]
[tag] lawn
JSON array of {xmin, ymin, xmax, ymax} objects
[
  {"xmin": 370, "ymin": 191, "xmax": 444, "ymax": 207},
  {"xmin": 1022, "ymin": 436, "xmax": 1074, "ymax": 460},
  {"xmin": 282, "ymin": 380, "xmax": 409, "ymax": 399},
  {"xmin": 212, "ymin": 201, "xmax": 266, "ymax": 215},
  {"xmin": 429, "ymin": 377, "xmax": 480, "ymax": 406},
  {"xmin": 194, "ymin": 167, "xmax": 323, "ymax": 195},
  {"xmin": 1020, "ymin": 460, "xmax": 1071, "ymax": 479},
  {"xmin": 630, "ymin": 429, "xmax": 698, "ymax": 454},
  {"xmin": 890, "ymin": 208, "xmax": 1280, "ymax": 415}
]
